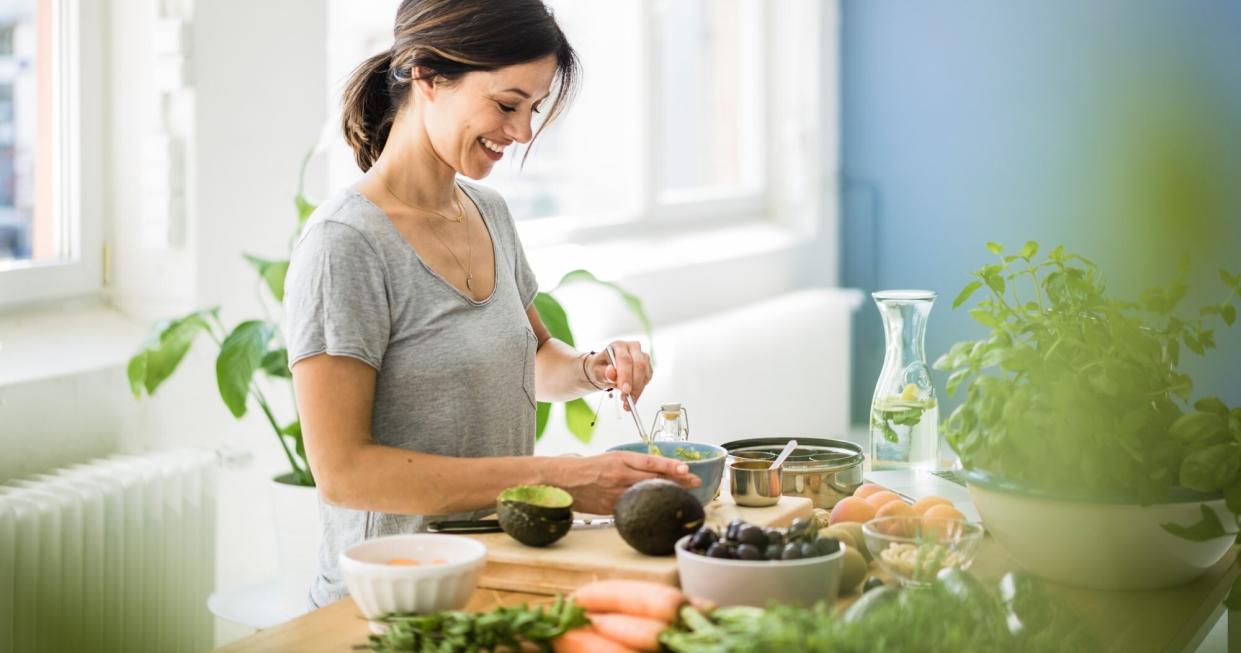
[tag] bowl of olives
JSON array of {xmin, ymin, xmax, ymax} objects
[{"xmin": 674, "ymin": 516, "xmax": 845, "ymax": 607}]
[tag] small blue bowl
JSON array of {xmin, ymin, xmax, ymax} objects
[{"xmin": 606, "ymin": 441, "xmax": 727, "ymax": 505}]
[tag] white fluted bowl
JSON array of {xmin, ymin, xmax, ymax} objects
[
  {"xmin": 341, "ymin": 534, "xmax": 486, "ymax": 630},
  {"xmin": 965, "ymin": 470, "xmax": 1233, "ymax": 590}
]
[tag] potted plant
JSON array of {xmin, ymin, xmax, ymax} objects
[
  {"xmin": 936, "ymin": 241, "xmax": 1241, "ymax": 592},
  {"xmin": 127, "ymin": 151, "xmax": 652, "ymax": 608}
]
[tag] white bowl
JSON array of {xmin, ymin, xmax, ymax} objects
[
  {"xmin": 340, "ymin": 534, "xmax": 486, "ymax": 628},
  {"xmin": 966, "ymin": 472, "xmax": 1233, "ymax": 590},
  {"xmin": 674, "ymin": 535, "xmax": 844, "ymax": 607}
]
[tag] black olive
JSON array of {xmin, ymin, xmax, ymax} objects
[
  {"xmin": 764, "ymin": 544, "xmax": 783, "ymax": 560},
  {"xmin": 814, "ymin": 536, "xmax": 841, "ymax": 557},
  {"xmin": 781, "ymin": 542, "xmax": 803, "ymax": 560},
  {"xmin": 707, "ymin": 542, "xmax": 735, "ymax": 559},
  {"xmin": 763, "ymin": 527, "xmax": 785, "ymax": 548},
  {"xmin": 800, "ymin": 542, "xmax": 818, "ymax": 559},
  {"xmin": 688, "ymin": 526, "xmax": 719, "ymax": 552},
  {"xmin": 736, "ymin": 543, "xmax": 763, "ymax": 560},
  {"xmin": 725, "ymin": 519, "xmax": 745, "ymax": 542},
  {"xmin": 863, "ymin": 577, "xmax": 887, "ymax": 593},
  {"xmin": 789, "ymin": 517, "xmax": 810, "ymax": 535},
  {"xmin": 737, "ymin": 524, "xmax": 768, "ymax": 548}
]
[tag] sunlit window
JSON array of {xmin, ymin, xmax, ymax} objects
[
  {"xmin": 326, "ymin": 0, "xmax": 771, "ymax": 227},
  {"xmin": 0, "ymin": 0, "xmax": 49, "ymax": 265}
]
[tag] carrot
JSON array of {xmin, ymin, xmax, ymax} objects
[
  {"xmin": 572, "ymin": 580, "xmax": 686, "ymax": 623},
  {"xmin": 586, "ymin": 613, "xmax": 666, "ymax": 652},
  {"xmin": 552, "ymin": 626, "xmax": 640, "ymax": 653}
]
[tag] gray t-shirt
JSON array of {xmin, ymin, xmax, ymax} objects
[{"xmin": 284, "ymin": 180, "xmax": 539, "ymax": 608}]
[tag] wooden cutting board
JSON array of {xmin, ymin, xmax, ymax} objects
[{"xmin": 469, "ymin": 493, "xmax": 813, "ymax": 595}]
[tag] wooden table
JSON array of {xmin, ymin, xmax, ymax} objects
[{"xmin": 214, "ymin": 537, "xmax": 1240, "ymax": 653}]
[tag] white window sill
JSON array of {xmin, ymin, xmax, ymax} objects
[{"xmin": 0, "ymin": 302, "xmax": 147, "ymax": 388}]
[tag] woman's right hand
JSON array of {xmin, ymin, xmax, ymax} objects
[{"xmin": 551, "ymin": 452, "xmax": 702, "ymax": 515}]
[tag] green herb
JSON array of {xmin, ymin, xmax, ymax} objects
[
  {"xmin": 936, "ymin": 242, "xmax": 1240, "ymax": 504},
  {"xmin": 871, "ymin": 396, "xmax": 936, "ymax": 444},
  {"xmin": 939, "ymin": 242, "xmax": 1241, "ymax": 603},
  {"xmin": 360, "ymin": 595, "xmax": 589, "ymax": 652},
  {"xmin": 658, "ymin": 572, "xmax": 1095, "ymax": 653}
]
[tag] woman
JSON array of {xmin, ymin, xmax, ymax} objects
[{"xmin": 285, "ymin": 0, "xmax": 698, "ymax": 608}]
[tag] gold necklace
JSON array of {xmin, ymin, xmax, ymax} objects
[
  {"xmin": 380, "ymin": 176, "xmax": 465, "ymax": 223},
  {"xmin": 379, "ymin": 176, "xmax": 476, "ymax": 292},
  {"xmin": 423, "ymin": 205, "xmax": 476, "ymax": 291}
]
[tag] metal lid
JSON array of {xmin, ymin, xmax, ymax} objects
[
  {"xmin": 721, "ymin": 437, "xmax": 863, "ymax": 472},
  {"xmin": 659, "ymin": 402, "xmax": 682, "ymax": 411}
]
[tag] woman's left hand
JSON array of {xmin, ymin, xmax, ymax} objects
[{"xmin": 589, "ymin": 341, "xmax": 652, "ymax": 410}]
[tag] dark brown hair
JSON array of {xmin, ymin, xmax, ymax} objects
[{"xmin": 341, "ymin": 0, "xmax": 579, "ymax": 171}]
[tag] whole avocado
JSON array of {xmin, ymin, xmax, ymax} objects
[{"xmin": 614, "ymin": 479, "xmax": 706, "ymax": 556}]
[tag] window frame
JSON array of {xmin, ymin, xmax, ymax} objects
[
  {"xmin": 517, "ymin": 0, "xmax": 824, "ymax": 249},
  {"xmin": 0, "ymin": 0, "xmax": 103, "ymax": 311},
  {"xmin": 321, "ymin": 0, "xmax": 826, "ymax": 250}
]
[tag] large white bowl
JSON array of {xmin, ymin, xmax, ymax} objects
[
  {"xmin": 675, "ymin": 535, "xmax": 843, "ymax": 607},
  {"xmin": 340, "ymin": 534, "xmax": 486, "ymax": 628},
  {"xmin": 966, "ymin": 471, "xmax": 1233, "ymax": 590}
]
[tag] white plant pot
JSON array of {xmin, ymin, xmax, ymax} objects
[
  {"xmin": 270, "ymin": 473, "xmax": 322, "ymax": 613},
  {"xmin": 966, "ymin": 471, "xmax": 1233, "ymax": 590}
]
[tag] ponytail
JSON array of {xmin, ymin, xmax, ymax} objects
[{"xmin": 341, "ymin": 50, "xmax": 400, "ymax": 172}]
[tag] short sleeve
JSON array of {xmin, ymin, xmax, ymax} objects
[{"xmin": 285, "ymin": 220, "xmax": 391, "ymax": 371}]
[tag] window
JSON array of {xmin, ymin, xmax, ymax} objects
[
  {"xmin": 0, "ymin": 0, "xmax": 101, "ymax": 309},
  {"xmin": 325, "ymin": 0, "xmax": 823, "ymax": 244}
]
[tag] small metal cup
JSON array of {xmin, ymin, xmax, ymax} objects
[
  {"xmin": 727, "ymin": 450, "xmax": 776, "ymax": 466},
  {"xmin": 729, "ymin": 460, "xmax": 783, "ymax": 507}
]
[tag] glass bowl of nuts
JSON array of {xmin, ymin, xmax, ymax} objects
[{"xmin": 862, "ymin": 516, "xmax": 984, "ymax": 587}]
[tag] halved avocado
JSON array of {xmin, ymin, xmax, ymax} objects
[
  {"xmin": 614, "ymin": 479, "xmax": 705, "ymax": 556},
  {"xmin": 497, "ymin": 485, "xmax": 574, "ymax": 547}
]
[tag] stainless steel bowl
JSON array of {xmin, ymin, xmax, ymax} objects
[
  {"xmin": 729, "ymin": 459, "xmax": 783, "ymax": 507},
  {"xmin": 722, "ymin": 437, "xmax": 865, "ymax": 510}
]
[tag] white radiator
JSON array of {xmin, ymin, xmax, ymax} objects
[{"xmin": 0, "ymin": 450, "xmax": 216, "ymax": 653}]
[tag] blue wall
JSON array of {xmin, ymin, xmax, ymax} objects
[{"xmin": 841, "ymin": 0, "xmax": 1241, "ymax": 424}]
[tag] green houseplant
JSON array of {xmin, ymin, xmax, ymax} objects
[
  {"xmin": 127, "ymin": 153, "xmax": 653, "ymax": 488},
  {"xmin": 936, "ymin": 240, "xmax": 1241, "ymax": 591}
]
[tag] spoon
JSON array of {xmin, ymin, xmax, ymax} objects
[
  {"xmin": 771, "ymin": 439, "xmax": 799, "ymax": 470},
  {"xmin": 605, "ymin": 345, "xmax": 651, "ymax": 449}
]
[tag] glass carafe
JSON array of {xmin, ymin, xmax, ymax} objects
[
  {"xmin": 650, "ymin": 402, "xmax": 689, "ymax": 442},
  {"xmin": 869, "ymin": 290, "xmax": 939, "ymax": 470}
]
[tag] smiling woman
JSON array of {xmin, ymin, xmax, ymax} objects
[{"xmin": 286, "ymin": 0, "xmax": 700, "ymax": 610}]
